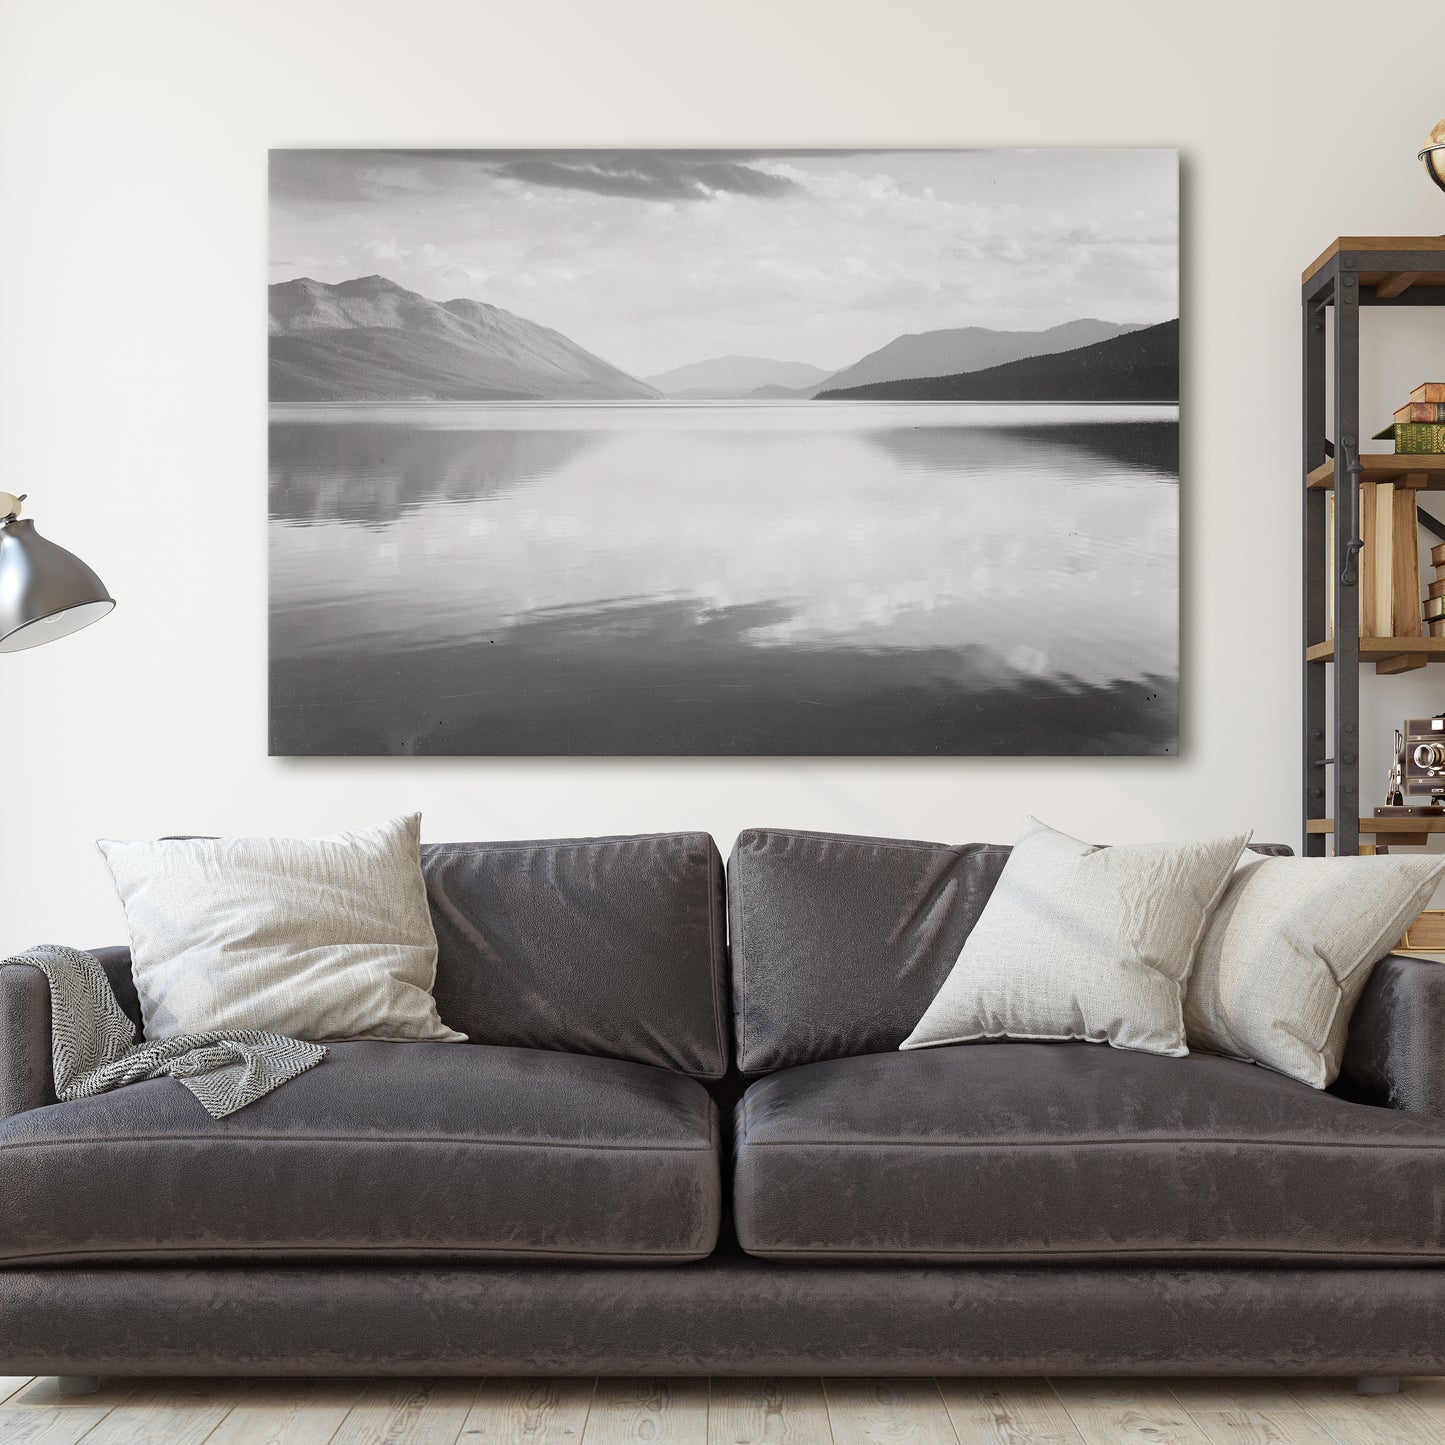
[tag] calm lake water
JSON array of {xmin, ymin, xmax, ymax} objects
[{"xmin": 268, "ymin": 402, "xmax": 1179, "ymax": 755}]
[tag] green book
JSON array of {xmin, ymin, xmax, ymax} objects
[{"xmin": 1371, "ymin": 422, "xmax": 1445, "ymax": 453}]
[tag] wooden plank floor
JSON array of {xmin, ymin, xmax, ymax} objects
[{"xmin": 1, "ymin": 1376, "xmax": 1443, "ymax": 1444}]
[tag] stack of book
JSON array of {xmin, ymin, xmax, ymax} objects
[
  {"xmin": 1395, "ymin": 911, "xmax": 1445, "ymax": 960},
  {"xmin": 1427, "ymin": 541, "xmax": 1445, "ymax": 636},
  {"xmin": 1327, "ymin": 476, "xmax": 1422, "ymax": 638},
  {"xmin": 1374, "ymin": 382, "xmax": 1445, "ymax": 454}
]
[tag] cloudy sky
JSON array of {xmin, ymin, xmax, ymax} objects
[{"xmin": 270, "ymin": 149, "xmax": 1177, "ymax": 379}]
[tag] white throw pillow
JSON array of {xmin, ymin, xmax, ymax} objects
[
  {"xmin": 98, "ymin": 813, "xmax": 464, "ymax": 1044},
  {"xmin": 1185, "ymin": 852, "xmax": 1445, "ymax": 1088},
  {"xmin": 900, "ymin": 817, "xmax": 1250, "ymax": 1057}
]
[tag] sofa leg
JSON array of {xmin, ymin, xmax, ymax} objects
[
  {"xmin": 1356, "ymin": 1376, "xmax": 1400, "ymax": 1395},
  {"xmin": 56, "ymin": 1376, "xmax": 100, "ymax": 1395}
]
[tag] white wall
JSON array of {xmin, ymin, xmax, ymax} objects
[{"xmin": 1, "ymin": 0, "xmax": 1442, "ymax": 947}]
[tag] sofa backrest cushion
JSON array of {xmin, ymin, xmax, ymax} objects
[
  {"xmin": 424, "ymin": 831, "xmax": 728, "ymax": 1079},
  {"xmin": 728, "ymin": 827, "xmax": 1292, "ymax": 1074}
]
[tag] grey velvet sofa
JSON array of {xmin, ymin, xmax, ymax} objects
[{"xmin": 3, "ymin": 826, "xmax": 1445, "ymax": 1383}]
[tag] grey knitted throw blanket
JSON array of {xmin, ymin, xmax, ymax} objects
[{"xmin": 2, "ymin": 944, "xmax": 327, "ymax": 1118}]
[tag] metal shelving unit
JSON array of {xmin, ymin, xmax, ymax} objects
[{"xmin": 1302, "ymin": 237, "xmax": 1445, "ymax": 855}]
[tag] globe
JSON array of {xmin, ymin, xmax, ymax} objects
[{"xmin": 1423, "ymin": 119, "xmax": 1445, "ymax": 193}]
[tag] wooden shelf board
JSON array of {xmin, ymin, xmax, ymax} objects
[
  {"xmin": 1307, "ymin": 816, "xmax": 1445, "ymax": 835},
  {"xmin": 1302, "ymin": 236, "xmax": 1445, "ymax": 285},
  {"xmin": 1307, "ymin": 636, "xmax": 1445, "ymax": 665},
  {"xmin": 1306, "ymin": 454, "xmax": 1445, "ymax": 489}
]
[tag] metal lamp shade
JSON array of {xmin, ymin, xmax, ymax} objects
[{"xmin": 0, "ymin": 519, "xmax": 115, "ymax": 653}]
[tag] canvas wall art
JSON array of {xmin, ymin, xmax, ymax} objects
[{"xmin": 268, "ymin": 148, "xmax": 1179, "ymax": 756}]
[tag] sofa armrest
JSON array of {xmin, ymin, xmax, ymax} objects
[
  {"xmin": 0, "ymin": 945, "xmax": 138, "ymax": 1122},
  {"xmin": 1339, "ymin": 954, "xmax": 1445, "ymax": 1115},
  {"xmin": 0, "ymin": 961, "xmax": 56, "ymax": 1119}
]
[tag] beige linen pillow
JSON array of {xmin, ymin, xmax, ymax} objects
[
  {"xmin": 1185, "ymin": 853, "xmax": 1445, "ymax": 1088},
  {"xmin": 98, "ymin": 813, "xmax": 464, "ymax": 1043},
  {"xmin": 901, "ymin": 817, "xmax": 1250, "ymax": 1057}
]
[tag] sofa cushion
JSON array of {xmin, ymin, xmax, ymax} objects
[
  {"xmin": 99, "ymin": 814, "xmax": 463, "ymax": 1044},
  {"xmin": 727, "ymin": 827, "xmax": 1292, "ymax": 1074},
  {"xmin": 732, "ymin": 1042, "xmax": 1445, "ymax": 1263},
  {"xmin": 425, "ymin": 832, "xmax": 728, "ymax": 1078},
  {"xmin": 0, "ymin": 1042, "xmax": 720, "ymax": 1266},
  {"xmin": 1186, "ymin": 852, "xmax": 1445, "ymax": 1088},
  {"xmin": 900, "ymin": 817, "xmax": 1248, "ymax": 1058}
]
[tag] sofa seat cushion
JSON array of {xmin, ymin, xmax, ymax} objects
[
  {"xmin": 0, "ymin": 1042, "xmax": 719, "ymax": 1266},
  {"xmin": 733, "ymin": 1042, "xmax": 1445, "ymax": 1264}
]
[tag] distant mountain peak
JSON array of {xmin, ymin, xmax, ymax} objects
[
  {"xmin": 645, "ymin": 354, "xmax": 834, "ymax": 399},
  {"xmin": 441, "ymin": 296, "xmax": 503, "ymax": 318},
  {"xmin": 335, "ymin": 274, "xmax": 407, "ymax": 295},
  {"xmin": 271, "ymin": 276, "xmax": 324, "ymax": 294}
]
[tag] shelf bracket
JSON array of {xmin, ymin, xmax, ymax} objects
[
  {"xmin": 1377, "ymin": 272, "xmax": 1422, "ymax": 299},
  {"xmin": 1340, "ymin": 438, "xmax": 1365, "ymax": 586}
]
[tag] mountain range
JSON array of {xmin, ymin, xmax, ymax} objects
[
  {"xmin": 711, "ymin": 319, "xmax": 1148, "ymax": 400},
  {"xmin": 268, "ymin": 274, "xmax": 1173, "ymax": 405},
  {"xmin": 812, "ymin": 318, "xmax": 1146, "ymax": 397},
  {"xmin": 269, "ymin": 276, "xmax": 659, "ymax": 402},
  {"xmin": 817, "ymin": 319, "xmax": 1180, "ymax": 402}
]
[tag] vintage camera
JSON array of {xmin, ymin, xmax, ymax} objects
[{"xmin": 1385, "ymin": 717, "xmax": 1445, "ymax": 810}]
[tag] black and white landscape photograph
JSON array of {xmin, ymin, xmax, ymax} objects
[{"xmin": 268, "ymin": 148, "xmax": 1179, "ymax": 755}]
